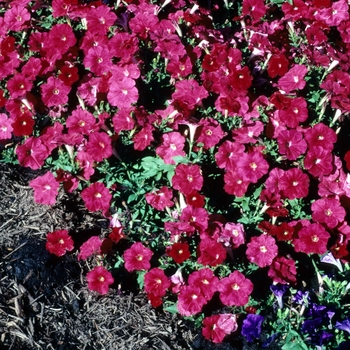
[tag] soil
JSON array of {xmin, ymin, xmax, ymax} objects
[{"xmin": 0, "ymin": 163, "xmax": 278, "ymax": 350}]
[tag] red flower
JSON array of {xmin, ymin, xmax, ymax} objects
[
  {"xmin": 41, "ymin": 76, "xmax": 71, "ymax": 107},
  {"xmin": 46, "ymin": 229, "xmax": 74, "ymax": 257},
  {"xmin": 197, "ymin": 238, "xmax": 227, "ymax": 267},
  {"xmin": 86, "ymin": 266, "xmax": 114, "ymax": 295},
  {"xmin": 267, "ymin": 53, "xmax": 289, "ymax": 78},
  {"xmin": 196, "ymin": 118, "xmax": 225, "ymax": 149},
  {"xmin": 30, "ymin": 172, "xmax": 60, "ymax": 206},
  {"xmin": 277, "ymin": 129, "xmax": 307, "ymax": 160},
  {"xmin": 304, "ymin": 123, "xmax": 337, "ymax": 151},
  {"xmin": 268, "ymin": 256, "xmax": 297, "ymax": 285},
  {"xmin": 145, "ymin": 186, "xmax": 174, "ymax": 211},
  {"xmin": 188, "ymin": 268, "xmax": 219, "ymax": 301},
  {"xmin": 81, "ymin": 182, "xmax": 112, "ymax": 214},
  {"xmin": 156, "ymin": 132, "xmax": 186, "ymax": 164},
  {"xmin": 16, "ymin": 137, "xmax": 49, "ymax": 170},
  {"xmin": 202, "ymin": 314, "xmax": 238, "ymax": 343},
  {"xmin": 177, "ymin": 285, "xmax": 207, "ymax": 316},
  {"xmin": 223, "ymin": 171, "xmax": 250, "ymax": 197},
  {"xmin": 0, "ymin": 113, "xmax": 13, "ymax": 140},
  {"xmin": 185, "ymin": 190, "xmax": 206, "ymax": 208},
  {"xmin": 246, "ymin": 235, "xmax": 278, "ymax": 268},
  {"xmin": 133, "ymin": 125, "xmax": 154, "ymax": 151},
  {"xmin": 166, "ymin": 242, "xmax": 191, "ymax": 264},
  {"xmin": 180, "ymin": 205, "xmax": 209, "ymax": 233},
  {"xmin": 85, "ymin": 132, "xmax": 112, "ymax": 162},
  {"xmin": 147, "ymin": 293, "xmax": 163, "ymax": 308},
  {"xmin": 236, "ymin": 150, "xmax": 269, "ymax": 184},
  {"xmin": 218, "ymin": 271, "xmax": 253, "ymax": 306},
  {"xmin": 66, "ymin": 108, "xmax": 96, "ymax": 135},
  {"xmin": 215, "ymin": 141, "xmax": 245, "ymax": 171},
  {"xmin": 123, "ymin": 242, "xmax": 153, "ymax": 272},
  {"xmin": 279, "ymin": 168, "xmax": 310, "ymax": 200},
  {"xmin": 304, "ymin": 146, "xmax": 333, "ymax": 177},
  {"xmin": 12, "ymin": 113, "xmax": 35, "ymax": 137},
  {"xmin": 311, "ymin": 198, "xmax": 346, "ymax": 229},
  {"xmin": 221, "ymin": 222, "xmax": 246, "ymax": 248},
  {"xmin": 7, "ymin": 73, "xmax": 33, "ymax": 99},
  {"xmin": 172, "ymin": 163, "xmax": 203, "ymax": 195},
  {"xmin": 272, "ymin": 222, "xmax": 295, "ymax": 241},
  {"xmin": 293, "ymin": 223, "xmax": 330, "ymax": 255},
  {"xmin": 242, "ymin": 0, "xmax": 266, "ymax": 22},
  {"xmin": 109, "ymin": 227, "xmax": 126, "ymax": 244},
  {"xmin": 112, "ymin": 108, "xmax": 135, "ymax": 134},
  {"xmin": 144, "ymin": 268, "xmax": 171, "ymax": 297},
  {"xmin": 58, "ymin": 64, "xmax": 79, "ymax": 86},
  {"xmin": 78, "ymin": 236, "xmax": 103, "ymax": 261},
  {"xmin": 278, "ymin": 64, "xmax": 308, "ymax": 93},
  {"xmin": 108, "ymin": 77, "xmax": 139, "ymax": 109},
  {"xmin": 278, "ymin": 97, "xmax": 308, "ymax": 128}
]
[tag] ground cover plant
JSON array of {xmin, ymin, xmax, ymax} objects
[{"xmin": 1, "ymin": 0, "xmax": 350, "ymax": 348}]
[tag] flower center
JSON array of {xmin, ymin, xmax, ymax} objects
[
  {"xmin": 232, "ymin": 229, "xmax": 239, "ymax": 237},
  {"xmin": 191, "ymin": 294, "xmax": 198, "ymax": 300},
  {"xmin": 325, "ymin": 209, "xmax": 332, "ymax": 216},
  {"xmin": 187, "ymin": 175, "xmax": 193, "ymax": 182},
  {"xmin": 59, "ymin": 239, "xmax": 64, "ymax": 244},
  {"xmin": 232, "ymin": 283, "xmax": 240, "ymax": 291},
  {"xmin": 97, "ymin": 57, "xmax": 103, "ymax": 63},
  {"xmin": 312, "ymin": 235, "xmax": 319, "ymax": 242},
  {"xmin": 122, "ymin": 89, "xmax": 128, "ymax": 95},
  {"xmin": 53, "ymin": 89, "xmax": 59, "ymax": 95},
  {"xmin": 155, "ymin": 279, "xmax": 162, "ymax": 284},
  {"xmin": 136, "ymin": 255, "xmax": 143, "ymax": 261},
  {"xmin": 170, "ymin": 143, "xmax": 177, "ymax": 150},
  {"xmin": 44, "ymin": 185, "xmax": 51, "ymax": 190},
  {"xmin": 206, "ymin": 129, "xmax": 212, "ymax": 136},
  {"xmin": 260, "ymin": 245, "xmax": 267, "ymax": 253},
  {"xmin": 249, "ymin": 162, "xmax": 257, "ymax": 170},
  {"xmin": 98, "ymin": 276, "xmax": 105, "ymax": 282},
  {"xmin": 95, "ymin": 192, "xmax": 102, "ymax": 198}
]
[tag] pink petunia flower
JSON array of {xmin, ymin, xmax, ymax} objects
[
  {"xmin": 78, "ymin": 236, "xmax": 103, "ymax": 261},
  {"xmin": 81, "ymin": 182, "xmax": 112, "ymax": 214},
  {"xmin": 220, "ymin": 222, "xmax": 246, "ymax": 248},
  {"xmin": 0, "ymin": 113, "xmax": 13, "ymax": 140},
  {"xmin": 188, "ymin": 268, "xmax": 219, "ymax": 301},
  {"xmin": 278, "ymin": 97, "xmax": 308, "ymax": 128},
  {"xmin": 16, "ymin": 137, "xmax": 49, "ymax": 170},
  {"xmin": 278, "ymin": 64, "xmax": 308, "ymax": 93},
  {"xmin": 84, "ymin": 46, "xmax": 113, "ymax": 76},
  {"xmin": 293, "ymin": 222, "xmax": 330, "ymax": 255},
  {"xmin": 196, "ymin": 118, "xmax": 225, "ymax": 149},
  {"xmin": 236, "ymin": 150, "xmax": 269, "ymax": 184},
  {"xmin": 268, "ymin": 256, "xmax": 297, "ymax": 285},
  {"xmin": 304, "ymin": 146, "xmax": 333, "ymax": 177},
  {"xmin": 223, "ymin": 171, "xmax": 250, "ymax": 197},
  {"xmin": 246, "ymin": 234, "xmax": 278, "ymax": 268},
  {"xmin": 4, "ymin": 5, "xmax": 30, "ymax": 32},
  {"xmin": 218, "ymin": 271, "xmax": 253, "ymax": 306},
  {"xmin": 215, "ymin": 141, "xmax": 245, "ymax": 171},
  {"xmin": 86, "ymin": 266, "xmax": 114, "ymax": 295},
  {"xmin": 107, "ymin": 77, "xmax": 139, "ymax": 109},
  {"xmin": 180, "ymin": 205, "xmax": 209, "ymax": 233},
  {"xmin": 144, "ymin": 268, "xmax": 171, "ymax": 297},
  {"xmin": 66, "ymin": 108, "xmax": 96, "ymax": 135},
  {"xmin": 311, "ymin": 197, "xmax": 346, "ymax": 229},
  {"xmin": 46, "ymin": 229, "xmax": 74, "ymax": 257},
  {"xmin": 202, "ymin": 314, "xmax": 238, "ymax": 343},
  {"xmin": 279, "ymin": 168, "xmax": 310, "ymax": 200},
  {"xmin": 41, "ymin": 76, "xmax": 71, "ymax": 107},
  {"xmin": 85, "ymin": 132, "xmax": 113, "ymax": 162},
  {"xmin": 123, "ymin": 242, "xmax": 153, "ymax": 272},
  {"xmin": 30, "ymin": 172, "xmax": 60, "ymax": 205},
  {"xmin": 172, "ymin": 163, "xmax": 203, "ymax": 195},
  {"xmin": 304, "ymin": 123, "xmax": 337, "ymax": 151},
  {"xmin": 277, "ymin": 129, "xmax": 307, "ymax": 160},
  {"xmin": 156, "ymin": 132, "xmax": 186, "ymax": 164},
  {"xmin": 133, "ymin": 125, "xmax": 154, "ymax": 151},
  {"xmin": 145, "ymin": 186, "xmax": 174, "ymax": 211},
  {"xmin": 177, "ymin": 285, "xmax": 207, "ymax": 316}
]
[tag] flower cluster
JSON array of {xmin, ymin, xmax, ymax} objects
[{"xmin": 1, "ymin": 0, "xmax": 350, "ymax": 347}]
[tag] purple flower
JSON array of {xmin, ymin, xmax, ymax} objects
[
  {"xmin": 270, "ymin": 284, "xmax": 289, "ymax": 309},
  {"xmin": 292, "ymin": 290, "xmax": 309, "ymax": 305},
  {"xmin": 336, "ymin": 319, "xmax": 350, "ymax": 334},
  {"xmin": 321, "ymin": 252, "xmax": 343, "ymax": 272},
  {"xmin": 242, "ymin": 314, "xmax": 264, "ymax": 342}
]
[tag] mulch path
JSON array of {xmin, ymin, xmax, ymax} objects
[{"xmin": 0, "ymin": 163, "xmax": 270, "ymax": 350}]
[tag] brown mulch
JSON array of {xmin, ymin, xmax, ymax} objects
[{"xmin": 0, "ymin": 163, "xmax": 270, "ymax": 350}]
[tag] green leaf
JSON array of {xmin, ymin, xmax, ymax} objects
[
  {"xmin": 164, "ymin": 303, "xmax": 178, "ymax": 314},
  {"xmin": 136, "ymin": 270, "xmax": 146, "ymax": 290}
]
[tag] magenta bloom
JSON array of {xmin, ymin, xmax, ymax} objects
[
  {"xmin": 279, "ymin": 97, "xmax": 308, "ymax": 128},
  {"xmin": 218, "ymin": 271, "xmax": 253, "ymax": 306},
  {"xmin": 145, "ymin": 186, "xmax": 174, "ymax": 211},
  {"xmin": 107, "ymin": 77, "xmax": 139, "ymax": 108},
  {"xmin": 84, "ymin": 46, "xmax": 113, "ymax": 76},
  {"xmin": 279, "ymin": 168, "xmax": 309, "ymax": 200},
  {"xmin": 304, "ymin": 146, "xmax": 333, "ymax": 177},
  {"xmin": 188, "ymin": 268, "xmax": 219, "ymax": 301},
  {"xmin": 85, "ymin": 132, "xmax": 113, "ymax": 162},
  {"xmin": 304, "ymin": 123, "xmax": 337, "ymax": 151},
  {"xmin": 246, "ymin": 234, "xmax": 278, "ymax": 268},
  {"xmin": 30, "ymin": 172, "xmax": 60, "ymax": 205},
  {"xmin": 180, "ymin": 205, "xmax": 209, "ymax": 233},
  {"xmin": 268, "ymin": 256, "xmax": 297, "ymax": 285},
  {"xmin": 78, "ymin": 236, "xmax": 103, "ymax": 261},
  {"xmin": 144, "ymin": 268, "xmax": 171, "ymax": 297},
  {"xmin": 86, "ymin": 266, "xmax": 114, "ymax": 295},
  {"xmin": 197, "ymin": 238, "xmax": 227, "ymax": 267},
  {"xmin": 66, "ymin": 108, "xmax": 96, "ymax": 135},
  {"xmin": 0, "ymin": 113, "xmax": 13, "ymax": 140},
  {"xmin": 16, "ymin": 137, "xmax": 49, "ymax": 170},
  {"xmin": 177, "ymin": 285, "xmax": 207, "ymax": 316},
  {"xmin": 156, "ymin": 132, "xmax": 186, "ymax": 164},
  {"xmin": 4, "ymin": 5, "xmax": 30, "ymax": 32},
  {"xmin": 123, "ymin": 242, "xmax": 153, "ymax": 272},
  {"xmin": 311, "ymin": 198, "xmax": 346, "ymax": 229},
  {"xmin": 236, "ymin": 150, "xmax": 269, "ymax": 184},
  {"xmin": 81, "ymin": 182, "xmax": 112, "ymax": 214},
  {"xmin": 172, "ymin": 163, "xmax": 203, "ymax": 195},
  {"xmin": 277, "ymin": 129, "xmax": 307, "ymax": 160},
  {"xmin": 41, "ymin": 76, "xmax": 71, "ymax": 107},
  {"xmin": 215, "ymin": 141, "xmax": 245, "ymax": 171},
  {"xmin": 224, "ymin": 171, "xmax": 250, "ymax": 197},
  {"xmin": 196, "ymin": 118, "xmax": 225, "ymax": 149},
  {"xmin": 46, "ymin": 229, "xmax": 74, "ymax": 257},
  {"xmin": 202, "ymin": 314, "xmax": 238, "ymax": 343},
  {"xmin": 221, "ymin": 222, "xmax": 246, "ymax": 248},
  {"xmin": 278, "ymin": 64, "xmax": 308, "ymax": 93},
  {"xmin": 293, "ymin": 223, "xmax": 330, "ymax": 255}
]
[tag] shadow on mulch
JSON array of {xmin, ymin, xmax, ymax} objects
[{"xmin": 0, "ymin": 163, "xmax": 278, "ymax": 350}]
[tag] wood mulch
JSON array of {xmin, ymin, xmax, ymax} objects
[{"xmin": 0, "ymin": 163, "xmax": 271, "ymax": 350}]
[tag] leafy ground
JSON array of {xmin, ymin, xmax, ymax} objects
[{"xmin": 0, "ymin": 163, "xmax": 272, "ymax": 350}]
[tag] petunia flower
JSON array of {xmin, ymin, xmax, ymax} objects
[
  {"xmin": 278, "ymin": 64, "xmax": 308, "ymax": 93},
  {"xmin": 78, "ymin": 236, "xmax": 103, "ymax": 261},
  {"xmin": 123, "ymin": 242, "xmax": 153, "ymax": 272},
  {"xmin": 46, "ymin": 229, "xmax": 74, "ymax": 257},
  {"xmin": 172, "ymin": 163, "xmax": 203, "ymax": 195},
  {"xmin": 270, "ymin": 284, "xmax": 289, "ymax": 309},
  {"xmin": 166, "ymin": 242, "xmax": 191, "ymax": 264},
  {"xmin": 81, "ymin": 182, "xmax": 112, "ymax": 214},
  {"xmin": 30, "ymin": 172, "xmax": 60, "ymax": 205},
  {"xmin": 188, "ymin": 268, "xmax": 219, "ymax": 301},
  {"xmin": 144, "ymin": 268, "xmax": 171, "ymax": 297},
  {"xmin": 86, "ymin": 266, "xmax": 114, "ymax": 295},
  {"xmin": 246, "ymin": 234, "xmax": 278, "ymax": 268},
  {"xmin": 311, "ymin": 197, "xmax": 346, "ymax": 229},
  {"xmin": 177, "ymin": 285, "xmax": 207, "ymax": 316}
]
